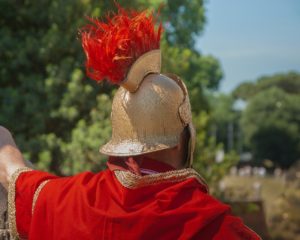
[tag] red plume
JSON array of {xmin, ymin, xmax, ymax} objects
[{"xmin": 80, "ymin": 6, "xmax": 163, "ymax": 84}]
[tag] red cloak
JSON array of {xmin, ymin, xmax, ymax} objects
[{"xmin": 9, "ymin": 158, "xmax": 261, "ymax": 240}]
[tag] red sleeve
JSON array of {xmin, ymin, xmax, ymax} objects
[
  {"xmin": 9, "ymin": 168, "xmax": 58, "ymax": 239},
  {"xmin": 10, "ymin": 168, "xmax": 103, "ymax": 240},
  {"xmin": 214, "ymin": 214, "xmax": 261, "ymax": 240},
  {"xmin": 29, "ymin": 171, "xmax": 103, "ymax": 240}
]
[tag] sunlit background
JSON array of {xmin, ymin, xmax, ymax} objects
[{"xmin": 0, "ymin": 1, "xmax": 299, "ymax": 239}]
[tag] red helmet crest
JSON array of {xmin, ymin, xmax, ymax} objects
[{"xmin": 81, "ymin": 6, "xmax": 163, "ymax": 84}]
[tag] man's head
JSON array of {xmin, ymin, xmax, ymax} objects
[
  {"xmin": 81, "ymin": 6, "xmax": 196, "ymax": 167},
  {"xmin": 99, "ymin": 65, "xmax": 196, "ymax": 167}
]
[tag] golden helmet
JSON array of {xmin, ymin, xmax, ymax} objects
[
  {"xmin": 100, "ymin": 50, "xmax": 196, "ymax": 166},
  {"xmin": 81, "ymin": 7, "xmax": 196, "ymax": 166}
]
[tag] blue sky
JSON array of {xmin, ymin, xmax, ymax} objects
[{"xmin": 196, "ymin": 0, "xmax": 300, "ymax": 93}]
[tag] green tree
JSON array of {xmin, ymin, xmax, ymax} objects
[
  {"xmin": 162, "ymin": 45, "xmax": 223, "ymax": 113},
  {"xmin": 240, "ymin": 86, "xmax": 300, "ymax": 168},
  {"xmin": 233, "ymin": 71, "xmax": 300, "ymax": 100},
  {"xmin": 161, "ymin": 0, "xmax": 206, "ymax": 49},
  {"xmin": 208, "ymin": 94, "xmax": 242, "ymax": 152}
]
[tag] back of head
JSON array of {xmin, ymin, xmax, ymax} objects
[{"xmin": 81, "ymin": 5, "xmax": 196, "ymax": 167}]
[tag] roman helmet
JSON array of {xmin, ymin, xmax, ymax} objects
[{"xmin": 81, "ymin": 6, "xmax": 196, "ymax": 167}]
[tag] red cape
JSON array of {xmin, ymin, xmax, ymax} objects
[{"xmin": 11, "ymin": 160, "xmax": 260, "ymax": 240}]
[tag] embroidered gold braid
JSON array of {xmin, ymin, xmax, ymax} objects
[
  {"xmin": 114, "ymin": 168, "xmax": 208, "ymax": 191},
  {"xmin": 31, "ymin": 180, "xmax": 50, "ymax": 215},
  {"xmin": 8, "ymin": 167, "xmax": 33, "ymax": 239}
]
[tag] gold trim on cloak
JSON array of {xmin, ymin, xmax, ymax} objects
[
  {"xmin": 31, "ymin": 180, "xmax": 50, "ymax": 215},
  {"xmin": 8, "ymin": 167, "xmax": 33, "ymax": 239},
  {"xmin": 114, "ymin": 168, "xmax": 208, "ymax": 191}
]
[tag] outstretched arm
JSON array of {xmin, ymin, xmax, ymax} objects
[{"xmin": 0, "ymin": 126, "xmax": 26, "ymax": 190}]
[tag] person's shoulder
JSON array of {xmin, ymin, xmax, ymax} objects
[
  {"xmin": 52, "ymin": 168, "xmax": 112, "ymax": 184},
  {"xmin": 36, "ymin": 169, "xmax": 113, "ymax": 201}
]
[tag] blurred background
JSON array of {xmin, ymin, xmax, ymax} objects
[{"xmin": 0, "ymin": 0, "xmax": 299, "ymax": 239}]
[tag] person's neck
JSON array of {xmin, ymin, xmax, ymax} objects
[{"xmin": 145, "ymin": 148, "xmax": 184, "ymax": 170}]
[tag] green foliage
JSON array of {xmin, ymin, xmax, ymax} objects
[
  {"xmin": 233, "ymin": 71, "xmax": 300, "ymax": 100},
  {"xmin": 0, "ymin": 0, "xmax": 227, "ymax": 179},
  {"xmin": 0, "ymin": 0, "xmax": 111, "ymax": 174},
  {"xmin": 161, "ymin": 0, "xmax": 206, "ymax": 49},
  {"xmin": 208, "ymin": 94, "xmax": 242, "ymax": 152},
  {"xmin": 60, "ymin": 94, "xmax": 112, "ymax": 175},
  {"xmin": 241, "ymin": 87, "xmax": 300, "ymax": 168},
  {"xmin": 192, "ymin": 112, "xmax": 239, "ymax": 193},
  {"xmin": 162, "ymin": 43, "xmax": 223, "ymax": 113},
  {"xmin": 210, "ymin": 94, "xmax": 237, "ymax": 126}
]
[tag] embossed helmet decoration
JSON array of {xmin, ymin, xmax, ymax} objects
[{"xmin": 81, "ymin": 6, "xmax": 196, "ymax": 167}]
